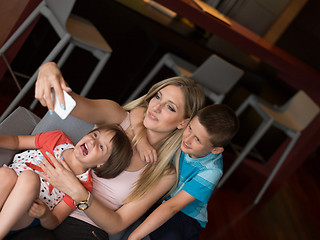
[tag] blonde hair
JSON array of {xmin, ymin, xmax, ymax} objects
[{"xmin": 123, "ymin": 76, "xmax": 205, "ymax": 201}]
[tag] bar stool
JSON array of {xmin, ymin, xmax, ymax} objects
[
  {"xmin": 218, "ymin": 90, "xmax": 320, "ymax": 204},
  {"xmin": 125, "ymin": 53, "xmax": 244, "ymax": 104},
  {"xmin": 0, "ymin": 0, "xmax": 112, "ymax": 122}
]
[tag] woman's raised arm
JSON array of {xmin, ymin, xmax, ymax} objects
[{"xmin": 36, "ymin": 62, "xmax": 127, "ymax": 126}]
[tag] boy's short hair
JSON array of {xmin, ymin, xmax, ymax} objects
[
  {"xmin": 92, "ymin": 124, "xmax": 132, "ymax": 179},
  {"xmin": 197, "ymin": 104, "xmax": 239, "ymax": 147}
]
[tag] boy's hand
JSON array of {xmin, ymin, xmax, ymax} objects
[
  {"xmin": 28, "ymin": 198, "xmax": 50, "ymax": 219},
  {"xmin": 136, "ymin": 137, "xmax": 157, "ymax": 163},
  {"xmin": 128, "ymin": 233, "xmax": 141, "ymax": 240}
]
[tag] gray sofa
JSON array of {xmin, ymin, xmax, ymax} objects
[{"xmin": 0, "ymin": 107, "xmax": 149, "ymax": 240}]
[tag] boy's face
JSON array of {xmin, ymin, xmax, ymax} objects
[
  {"xmin": 74, "ymin": 129, "xmax": 114, "ymax": 168},
  {"xmin": 181, "ymin": 116, "xmax": 221, "ymax": 158}
]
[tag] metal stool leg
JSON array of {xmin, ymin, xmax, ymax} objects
[
  {"xmin": 218, "ymin": 118, "xmax": 273, "ymax": 187},
  {"xmin": 253, "ymin": 133, "xmax": 299, "ymax": 204},
  {"xmin": 80, "ymin": 52, "xmax": 110, "ymax": 96},
  {"xmin": 125, "ymin": 54, "xmax": 180, "ymax": 104},
  {"xmin": 0, "ymin": 34, "xmax": 71, "ymax": 122}
]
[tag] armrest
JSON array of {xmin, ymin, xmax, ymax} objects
[{"xmin": 0, "ymin": 107, "xmax": 41, "ymax": 166}]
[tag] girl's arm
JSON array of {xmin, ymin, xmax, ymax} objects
[
  {"xmin": 29, "ymin": 198, "xmax": 73, "ymax": 230},
  {"xmin": 0, "ymin": 135, "xmax": 36, "ymax": 150},
  {"xmin": 40, "ymin": 152, "xmax": 176, "ymax": 234},
  {"xmin": 130, "ymin": 107, "xmax": 157, "ymax": 163},
  {"xmin": 36, "ymin": 62, "xmax": 127, "ymax": 127},
  {"xmin": 128, "ymin": 190, "xmax": 196, "ymax": 240}
]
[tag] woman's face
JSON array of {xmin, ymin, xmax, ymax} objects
[{"xmin": 143, "ymin": 85, "xmax": 187, "ymax": 134}]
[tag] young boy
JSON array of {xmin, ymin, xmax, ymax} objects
[
  {"xmin": 0, "ymin": 125, "xmax": 132, "ymax": 238},
  {"xmin": 128, "ymin": 104, "xmax": 239, "ymax": 240}
]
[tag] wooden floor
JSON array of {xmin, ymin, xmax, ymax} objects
[{"xmin": 199, "ymin": 148, "xmax": 320, "ymax": 240}]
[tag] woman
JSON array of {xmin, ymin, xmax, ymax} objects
[{"xmin": 30, "ymin": 62, "xmax": 205, "ymax": 239}]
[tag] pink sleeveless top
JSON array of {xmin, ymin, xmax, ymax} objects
[{"xmin": 70, "ymin": 112, "xmax": 144, "ymax": 228}]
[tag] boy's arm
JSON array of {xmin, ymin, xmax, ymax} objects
[
  {"xmin": 0, "ymin": 135, "xmax": 36, "ymax": 150},
  {"xmin": 128, "ymin": 190, "xmax": 196, "ymax": 240},
  {"xmin": 130, "ymin": 107, "xmax": 157, "ymax": 163},
  {"xmin": 29, "ymin": 198, "xmax": 73, "ymax": 230}
]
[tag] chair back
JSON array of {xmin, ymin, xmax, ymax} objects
[
  {"xmin": 45, "ymin": 0, "xmax": 76, "ymax": 27},
  {"xmin": 191, "ymin": 54, "xmax": 244, "ymax": 94},
  {"xmin": 285, "ymin": 90, "xmax": 319, "ymax": 131}
]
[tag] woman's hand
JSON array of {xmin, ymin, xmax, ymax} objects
[
  {"xmin": 35, "ymin": 62, "xmax": 71, "ymax": 112},
  {"xmin": 39, "ymin": 152, "xmax": 86, "ymax": 201}
]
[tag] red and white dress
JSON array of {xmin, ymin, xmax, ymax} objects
[{"xmin": 9, "ymin": 130, "xmax": 92, "ymax": 210}]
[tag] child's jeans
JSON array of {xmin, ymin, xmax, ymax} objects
[{"xmin": 149, "ymin": 211, "xmax": 203, "ymax": 240}]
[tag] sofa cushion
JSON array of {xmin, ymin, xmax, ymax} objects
[
  {"xmin": 32, "ymin": 111, "xmax": 94, "ymax": 143},
  {"xmin": 0, "ymin": 107, "xmax": 41, "ymax": 166}
]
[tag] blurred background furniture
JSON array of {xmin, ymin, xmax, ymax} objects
[
  {"xmin": 218, "ymin": 90, "xmax": 320, "ymax": 204},
  {"xmin": 125, "ymin": 53, "xmax": 244, "ymax": 104},
  {"xmin": 0, "ymin": 0, "xmax": 112, "ymax": 122}
]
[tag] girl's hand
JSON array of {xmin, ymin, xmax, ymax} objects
[
  {"xmin": 136, "ymin": 137, "xmax": 157, "ymax": 164},
  {"xmin": 39, "ymin": 152, "xmax": 83, "ymax": 199},
  {"xmin": 35, "ymin": 62, "xmax": 71, "ymax": 112},
  {"xmin": 28, "ymin": 198, "xmax": 50, "ymax": 219}
]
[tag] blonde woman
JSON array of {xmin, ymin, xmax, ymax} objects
[{"xmin": 24, "ymin": 62, "xmax": 205, "ymax": 240}]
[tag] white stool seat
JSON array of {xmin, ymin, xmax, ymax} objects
[
  {"xmin": 125, "ymin": 53, "xmax": 244, "ymax": 104},
  {"xmin": 67, "ymin": 14, "xmax": 112, "ymax": 53}
]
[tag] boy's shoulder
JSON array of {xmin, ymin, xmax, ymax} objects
[
  {"xmin": 204, "ymin": 153, "xmax": 223, "ymax": 171},
  {"xmin": 198, "ymin": 154, "xmax": 223, "ymax": 182},
  {"xmin": 181, "ymin": 151, "xmax": 223, "ymax": 172}
]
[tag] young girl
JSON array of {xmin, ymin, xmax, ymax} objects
[{"xmin": 0, "ymin": 125, "xmax": 132, "ymax": 238}]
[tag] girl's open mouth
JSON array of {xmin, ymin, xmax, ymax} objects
[{"xmin": 80, "ymin": 143, "xmax": 88, "ymax": 156}]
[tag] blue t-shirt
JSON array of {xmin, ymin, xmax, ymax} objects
[{"xmin": 167, "ymin": 151, "xmax": 223, "ymax": 227}]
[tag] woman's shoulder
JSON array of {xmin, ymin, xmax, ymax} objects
[{"xmin": 120, "ymin": 111, "xmax": 130, "ymax": 131}]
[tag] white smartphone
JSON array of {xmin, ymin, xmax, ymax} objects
[{"xmin": 52, "ymin": 90, "xmax": 76, "ymax": 119}]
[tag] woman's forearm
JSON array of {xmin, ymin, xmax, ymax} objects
[
  {"xmin": 36, "ymin": 62, "xmax": 127, "ymax": 126},
  {"xmin": 85, "ymin": 173, "xmax": 177, "ymax": 235},
  {"xmin": 83, "ymin": 197, "xmax": 123, "ymax": 234},
  {"xmin": 69, "ymin": 95, "xmax": 127, "ymax": 127}
]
